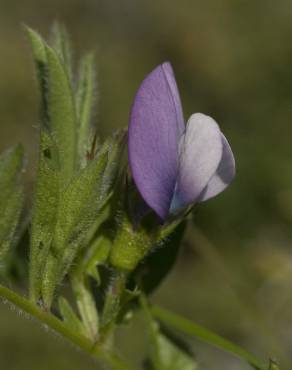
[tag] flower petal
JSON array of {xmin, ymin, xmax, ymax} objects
[
  {"xmin": 198, "ymin": 133, "xmax": 235, "ymax": 202},
  {"xmin": 128, "ymin": 62, "xmax": 185, "ymax": 220},
  {"xmin": 161, "ymin": 62, "xmax": 185, "ymax": 132},
  {"xmin": 171, "ymin": 113, "xmax": 223, "ymax": 212}
]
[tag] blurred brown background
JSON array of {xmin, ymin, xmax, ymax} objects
[{"xmin": 1, "ymin": 0, "xmax": 292, "ymax": 369}]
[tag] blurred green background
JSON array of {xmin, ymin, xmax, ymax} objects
[{"xmin": 1, "ymin": 0, "xmax": 292, "ymax": 369}]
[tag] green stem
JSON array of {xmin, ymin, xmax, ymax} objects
[
  {"xmin": 0, "ymin": 283, "xmax": 134, "ymax": 370},
  {"xmin": 101, "ymin": 270, "xmax": 127, "ymax": 327},
  {"xmin": 151, "ymin": 305, "xmax": 267, "ymax": 370},
  {"xmin": 98, "ymin": 270, "xmax": 128, "ymax": 351}
]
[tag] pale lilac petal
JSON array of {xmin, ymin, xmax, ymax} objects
[
  {"xmin": 128, "ymin": 62, "xmax": 185, "ymax": 220},
  {"xmin": 198, "ymin": 134, "xmax": 235, "ymax": 202},
  {"xmin": 170, "ymin": 113, "xmax": 223, "ymax": 212}
]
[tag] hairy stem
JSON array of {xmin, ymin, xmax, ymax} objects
[
  {"xmin": 0, "ymin": 283, "xmax": 134, "ymax": 370},
  {"xmin": 99, "ymin": 270, "xmax": 128, "ymax": 348}
]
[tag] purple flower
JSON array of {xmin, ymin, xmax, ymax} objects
[{"xmin": 128, "ymin": 62, "xmax": 235, "ymax": 221}]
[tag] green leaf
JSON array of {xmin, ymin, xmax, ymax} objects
[
  {"xmin": 102, "ymin": 130, "xmax": 126, "ymax": 185},
  {"xmin": 85, "ymin": 234, "xmax": 112, "ymax": 283},
  {"xmin": 71, "ymin": 272, "xmax": 99, "ymax": 340},
  {"xmin": 27, "ymin": 27, "xmax": 77, "ymax": 181},
  {"xmin": 54, "ymin": 147, "xmax": 108, "ymax": 251},
  {"xmin": 26, "ymin": 27, "xmax": 50, "ymax": 128},
  {"xmin": 73, "ymin": 131, "xmax": 126, "ymax": 279},
  {"xmin": 153, "ymin": 332, "xmax": 197, "ymax": 370},
  {"xmin": 151, "ymin": 305, "xmax": 267, "ymax": 370},
  {"xmin": 29, "ymin": 132, "xmax": 59, "ymax": 302},
  {"xmin": 269, "ymin": 360, "xmax": 280, "ymax": 370},
  {"xmin": 50, "ymin": 22, "xmax": 73, "ymax": 82},
  {"xmin": 142, "ymin": 297, "xmax": 197, "ymax": 370},
  {"xmin": 71, "ymin": 201, "xmax": 111, "ymax": 284},
  {"xmin": 41, "ymin": 146, "xmax": 108, "ymax": 307},
  {"xmin": 45, "ymin": 43, "xmax": 77, "ymax": 182},
  {"xmin": 0, "ymin": 146, "xmax": 23, "ymax": 200},
  {"xmin": 76, "ymin": 52, "xmax": 96, "ymax": 164},
  {"xmin": 58, "ymin": 296, "xmax": 87, "ymax": 337},
  {"xmin": 0, "ymin": 146, "xmax": 24, "ymax": 264}
]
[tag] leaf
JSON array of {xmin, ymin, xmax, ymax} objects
[
  {"xmin": 0, "ymin": 188, "xmax": 23, "ymax": 262},
  {"xmin": 153, "ymin": 333, "xmax": 198, "ymax": 370},
  {"xmin": 100, "ymin": 130, "xmax": 126, "ymax": 200},
  {"xmin": 269, "ymin": 360, "xmax": 280, "ymax": 370},
  {"xmin": 50, "ymin": 22, "xmax": 73, "ymax": 82},
  {"xmin": 71, "ymin": 201, "xmax": 112, "ymax": 284},
  {"xmin": 54, "ymin": 147, "xmax": 108, "ymax": 251},
  {"xmin": 27, "ymin": 27, "xmax": 77, "ymax": 181},
  {"xmin": 0, "ymin": 146, "xmax": 24, "ymax": 264},
  {"xmin": 41, "ymin": 145, "xmax": 108, "ymax": 307},
  {"xmin": 85, "ymin": 234, "xmax": 112, "ymax": 283},
  {"xmin": 141, "ymin": 297, "xmax": 197, "ymax": 370},
  {"xmin": 73, "ymin": 131, "xmax": 126, "ymax": 279},
  {"xmin": 71, "ymin": 272, "xmax": 99, "ymax": 340},
  {"xmin": 132, "ymin": 222, "xmax": 186, "ymax": 295},
  {"xmin": 151, "ymin": 305, "xmax": 267, "ymax": 370},
  {"xmin": 26, "ymin": 27, "xmax": 50, "ymax": 128},
  {"xmin": 58, "ymin": 296, "xmax": 87, "ymax": 337},
  {"xmin": 0, "ymin": 146, "xmax": 23, "ymax": 200},
  {"xmin": 76, "ymin": 52, "xmax": 97, "ymax": 164},
  {"xmin": 45, "ymin": 43, "xmax": 77, "ymax": 182},
  {"xmin": 29, "ymin": 132, "xmax": 59, "ymax": 303}
]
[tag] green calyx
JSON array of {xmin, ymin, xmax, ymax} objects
[
  {"xmin": 109, "ymin": 209, "xmax": 183, "ymax": 272},
  {"xmin": 109, "ymin": 215, "xmax": 154, "ymax": 271}
]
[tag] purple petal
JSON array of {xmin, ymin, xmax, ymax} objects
[
  {"xmin": 170, "ymin": 113, "xmax": 223, "ymax": 212},
  {"xmin": 128, "ymin": 62, "xmax": 185, "ymax": 220},
  {"xmin": 198, "ymin": 133, "xmax": 235, "ymax": 202},
  {"xmin": 161, "ymin": 63, "xmax": 185, "ymax": 132}
]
